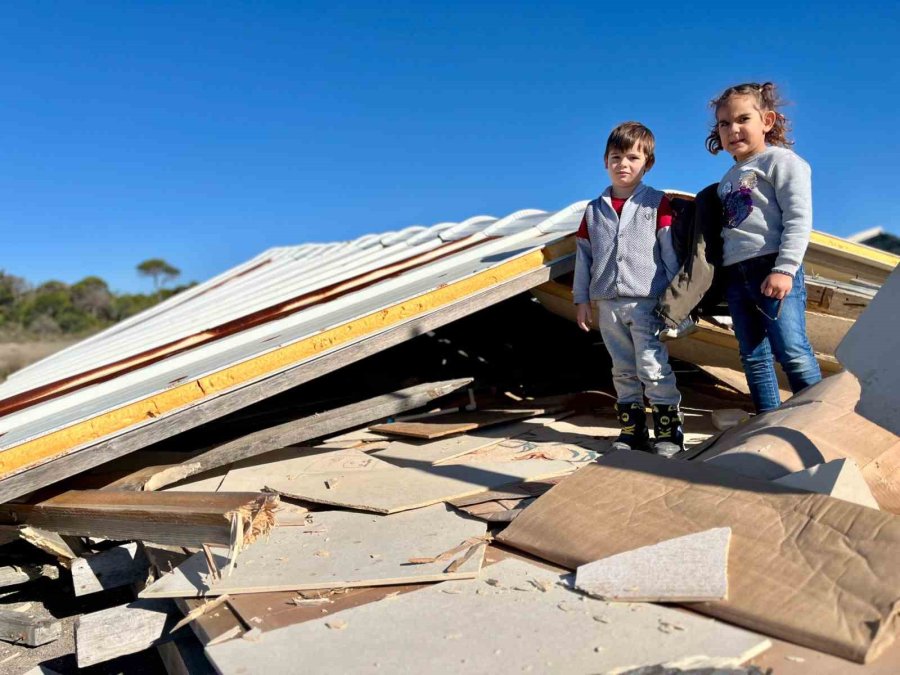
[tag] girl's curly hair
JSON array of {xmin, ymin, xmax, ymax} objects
[{"xmin": 706, "ymin": 82, "xmax": 793, "ymax": 154}]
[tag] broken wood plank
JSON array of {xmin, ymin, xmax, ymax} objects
[
  {"xmin": 140, "ymin": 504, "xmax": 487, "ymax": 598},
  {"xmin": 103, "ymin": 378, "xmax": 472, "ymax": 492},
  {"xmin": 773, "ymin": 459, "xmax": 880, "ymax": 510},
  {"xmin": 0, "ymin": 608, "xmax": 61, "ymax": 647},
  {"xmin": 71, "ymin": 542, "xmax": 150, "ymax": 596},
  {"xmin": 18, "ymin": 526, "xmax": 86, "ymax": 562},
  {"xmin": 1, "ymin": 491, "xmax": 277, "ymax": 548},
  {"xmin": 204, "ymin": 558, "xmax": 770, "ymax": 675},
  {"xmin": 75, "ymin": 599, "xmax": 179, "ymax": 667},
  {"xmin": 0, "ymin": 563, "xmax": 58, "ymax": 589},
  {"xmin": 369, "ymin": 408, "xmax": 543, "ymax": 439},
  {"xmin": 574, "ymin": 528, "xmax": 731, "ymax": 602}
]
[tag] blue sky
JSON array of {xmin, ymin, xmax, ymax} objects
[{"xmin": 1, "ymin": 2, "xmax": 897, "ymax": 293}]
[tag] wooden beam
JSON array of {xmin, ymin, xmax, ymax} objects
[
  {"xmin": 104, "ymin": 378, "xmax": 473, "ymax": 492},
  {"xmin": 75, "ymin": 599, "xmax": 179, "ymax": 668},
  {"xmin": 1, "ymin": 491, "xmax": 278, "ymax": 548},
  {"xmin": 0, "ymin": 563, "xmax": 58, "ymax": 589},
  {"xmin": 0, "ymin": 608, "xmax": 61, "ymax": 647},
  {"xmin": 0, "ymin": 251, "xmax": 573, "ymax": 503},
  {"xmin": 71, "ymin": 542, "xmax": 150, "ymax": 596},
  {"xmin": 18, "ymin": 526, "xmax": 87, "ymax": 562}
]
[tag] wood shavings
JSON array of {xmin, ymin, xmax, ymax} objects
[
  {"xmin": 785, "ymin": 655, "xmax": 806, "ymax": 663},
  {"xmin": 314, "ymin": 550, "xmax": 331, "ymax": 558},
  {"xmin": 326, "ymin": 620, "xmax": 348, "ymax": 631},
  {"xmin": 408, "ymin": 536, "xmax": 490, "ymax": 565}
]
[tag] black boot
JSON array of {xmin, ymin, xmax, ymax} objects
[
  {"xmin": 612, "ymin": 402, "xmax": 649, "ymax": 452},
  {"xmin": 651, "ymin": 404, "xmax": 684, "ymax": 458}
]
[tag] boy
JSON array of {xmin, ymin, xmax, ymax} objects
[{"xmin": 573, "ymin": 121, "xmax": 683, "ymax": 457}]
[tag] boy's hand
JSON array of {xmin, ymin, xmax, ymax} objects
[
  {"xmin": 576, "ymin": 303, "xmax": 593, "ymax": 332},
  {"xmin": 761, "ymin": 272, "xmax": 793, "ymax": 300}
]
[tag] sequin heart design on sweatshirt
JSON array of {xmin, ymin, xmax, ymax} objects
[
  {"xmin": 722, "ymin": 171, "xmax": 758, "ymax": 229},
  {"xmin": 723, "ymin": 186, "xmax": 753, "ymax": 229}
]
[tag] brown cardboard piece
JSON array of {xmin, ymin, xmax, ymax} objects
[
  {"xmin": 691, "ymin": 371, "xmax": 900, "ymax": 513},
  {"xmin": 495, "ymin": 450, "xmax": 900, "ymax": 663}
]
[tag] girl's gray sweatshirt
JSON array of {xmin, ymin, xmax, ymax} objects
[{"xmin": 717, "ymin": 145, "xmax": 812, "ymax": 276}]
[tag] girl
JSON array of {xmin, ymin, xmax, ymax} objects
[{"xmin": 708, "ymin": 82, "xmax": 821, "ymax": 413}]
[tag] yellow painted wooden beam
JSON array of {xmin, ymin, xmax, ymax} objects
[
  {"xmin": 0, "ymin": 242, "xmax": 571, "ymax": 479},
  {"xmin": 809, "ymin": 231, "xmax": 899, "ymax": 270}
]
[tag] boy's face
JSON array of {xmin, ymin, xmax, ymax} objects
[
  {"xmin": 605, "ymin": 145, "xmax": 648, "ymax": 193},
  {"xmin": 716, "ymin": 94, "xmax": 776, "ymax": 162}
]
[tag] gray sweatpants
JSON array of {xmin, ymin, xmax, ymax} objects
[{"xmin": 595, "ymin": 297, "xmax": 681, "ymax": 406}]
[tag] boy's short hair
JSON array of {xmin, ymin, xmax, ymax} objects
[{"xmin": 604, "ymin": 122, "xmax": 656, "ymax": 170}]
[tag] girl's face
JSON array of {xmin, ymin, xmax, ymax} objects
[{"xmin": 716, "ymin": 94, "xmax": 776, "ymax": 162}]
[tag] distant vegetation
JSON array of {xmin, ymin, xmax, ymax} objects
[{"xmin": 0, "ymin": 258, "xmax": 194, "ymax": 341}]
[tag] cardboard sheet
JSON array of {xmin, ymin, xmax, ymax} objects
[
  {"xmin": 693, "ymin": 371, "xmax": 900, "ymax": 513},
  {"xmin": 837, "ymin": 265, "xmax": 900, "ymax": 435},
  {"xmin": 496, "ymin": 450, "xmax": 900, "ymax": 663}
]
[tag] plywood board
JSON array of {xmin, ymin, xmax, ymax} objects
[
  {"xmin": 267, "ymin": 458, "xmax": 578, "ymax": 514},
  {"xmin": 217, "ymin": 447, "xmax": 379, "ymax": 493},
  {"xmin": 774, "ymin": 459, "xmax": 880, "ymax": 510},
  {"xmin": 496, "ymin": 450, "xmax": 900, "ymax": 663},
  {"xmin": 205, "ymin": 558, "xmax": 770, "ymax": 675},
  {"xmin": 575, "ymin": 528, "xmax": 730, "ymax": 602},
  {"xmin": 140, "ymin": 504, "xmax": 487, "ymax": 598}
]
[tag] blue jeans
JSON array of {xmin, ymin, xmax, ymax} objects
[
  {"xmin": 596, "ymin": 297, "xmax": 681, "ymax": 407},
  {"xmin": 724, "ymin": 254, "xmax": 822, "ymax": 413}
]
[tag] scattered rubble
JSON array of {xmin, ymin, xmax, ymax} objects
[{"xmin": 0, "ymin": 227, "xmax": 898, "ymax": 673}]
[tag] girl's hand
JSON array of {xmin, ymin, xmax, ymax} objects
[
  {"xmin": 761, "ymin": 272, "xmax": 793, "ymax": 300},
  {"xmin": 576, "ymin": 303, "xmax": 593, "ymax": 332}
]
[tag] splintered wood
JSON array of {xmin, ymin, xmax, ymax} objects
[{"xmin": 140, "ymin": 505, "xmax": 487, "ymax": 598}]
